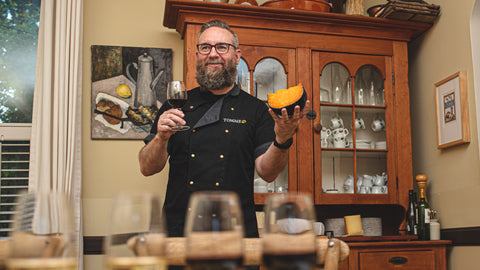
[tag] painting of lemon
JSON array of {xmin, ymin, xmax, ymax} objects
[{"xmin": 116, "ymin": 84, "xmax": 132, "ymax": 98}]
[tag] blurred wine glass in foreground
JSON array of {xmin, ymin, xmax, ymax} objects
[
  {"xmin": 262, "ymin": 192, "xmax": 317, "ymax": 270},
  {"xmin": 7, "ymin": 191, "xmax": 77, "ymax": 270},
  {"xmin": 104, "ymin": 193, "xmax": 167, "ymax": 270},
  {"xmin": 184, "ymin": 191, "xmax": 244, "ymax": 270}
]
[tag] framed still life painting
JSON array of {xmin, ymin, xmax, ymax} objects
[
  {"xmin": 91, "ymin": 45, "xmax": 172, "ymax": 140},
  {"xmin": 434, "ymin": 71, "xmax": 470, "ymax": 149}
]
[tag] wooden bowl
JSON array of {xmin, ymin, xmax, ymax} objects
[
  {"xmin": 367, "ymin": 4, "xmax": 385, "ymax": 17},
  {"xmin": 261, "ymin": 0, "xmax": 332, "ymax": 12}
]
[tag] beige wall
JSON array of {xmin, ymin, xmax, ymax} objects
[
  {"xmin": 82, "ymin": 0, "xmax": 182, "ymax": 268},
  {"xmin": 409, "ymin": 0, "xmax": 480, "ymax": 269},
  {"xmin": 82, "ymin": 0, "xmax": 479, "ymax": 269}
]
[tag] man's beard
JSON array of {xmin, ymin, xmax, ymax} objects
[{"xmin": 195, "ymin": 56, "xmax": 237, "ymax": 91}]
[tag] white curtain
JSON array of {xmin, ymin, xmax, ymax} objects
[{"xmin": 29, "ymin": 0, "xmax": 83, "ymax": 268}]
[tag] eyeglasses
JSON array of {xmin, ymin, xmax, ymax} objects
[{"xmin": 196, "ymin": 43, "xmax": 237, "ymax": 55}]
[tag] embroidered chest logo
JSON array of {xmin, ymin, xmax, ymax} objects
[{"xmin": 223, "ymin": 118, "xmax": 246, "ymax": 124}]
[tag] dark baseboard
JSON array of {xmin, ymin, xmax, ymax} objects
[
  {"xmin": 83, "ymin": 226, "xmax": 480, "ymax": 255},
  {"xmin": 84, "ymin": 236, "xmax": 104, "ymax": 255},
  {"xmin": 441, "ymin": 226, "xmax": 480, "ymax": 246}
]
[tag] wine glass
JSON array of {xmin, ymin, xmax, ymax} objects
[
  {"xmin": 184, "ymin": 191, "xmax": 244, "ymax": 270},
  {"xmin": 7, "ymin": 191, "xmax": 78, "ymax": 270},
  {"xmin": 167, "ymin": 81, "xmax": 190, "ymax": 131},
  {"xmin": 262, "ymin": 192, "xmax": 317, "ymax": 270},
  {"xmin": 104, "ymin": 192, "xmax": 167, "ymax": 270}
]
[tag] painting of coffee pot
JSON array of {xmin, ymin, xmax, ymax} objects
[{"xmin": 126, "ymin": 52, "xmax": 165, "ymax": 108}]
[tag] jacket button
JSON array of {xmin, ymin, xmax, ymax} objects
[
  {"xmin": 191, "ymin": 153, "xmax": 195, "ymax": 158},
  {"xmin": 189, "ymin": 181, "xmax": 194, "ymax": 185},
  {"xmin": 192, "ymin": 129, "xmax": 196, "ymax": 133},
  {"xmin": 231, "ymin": 107, "xmax": 234, "ymax": 111},
  {"xmin": 219, "ymin": 154, "xmax": 224, "ymax": 159},
  {"xmin": 189, "ymin": 105, "xmax": 194, "ymax": 109},
  {"xmin": 225, "ymin": 129, "xmax": 229, "ymax": 133},
  {"xmin": 215, "ymin": 182, "xmax": 220, "ymax": 186}
]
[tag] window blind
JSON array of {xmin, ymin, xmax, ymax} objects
[{"xmin": 0, "ymin": 140, "xmax": 30, "ymax": 237}]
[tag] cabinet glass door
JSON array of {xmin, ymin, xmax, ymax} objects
[
  {"xmin": 237, "ymin": 46, "xmax": 296, "ymax": 203},
  {"xmin": 312, "ymin": 52, "xmax": 394, "ymax": 204}
]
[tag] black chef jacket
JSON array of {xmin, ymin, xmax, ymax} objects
[{"xmin": 144, "ymin": 84, "xmax": 275, "ymax": 238}]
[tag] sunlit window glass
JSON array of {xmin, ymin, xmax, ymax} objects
[{"xmin": 0, "ymin": 0, "xmax": 41, "ymax": 123}]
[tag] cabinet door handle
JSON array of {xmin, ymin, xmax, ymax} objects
[{"xmin": 388, "ymin": 256, "xmax": 408, "ymax": 265}]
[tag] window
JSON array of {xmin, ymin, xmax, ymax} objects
[{"xmin": 0, "ymin": 0, "xmax": 40, "ymax": 237}]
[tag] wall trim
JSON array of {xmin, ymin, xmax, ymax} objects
[
  {"xmin": 441, "ymin": 226, "xmax": 480, "ymax": 246},
  {"xmin": 83, "ymin": 226, "xmax": 480, "ymax": 255},
  {"xmin": 84, "ymin": 236, "xmax": 104, "ymax": 255}
]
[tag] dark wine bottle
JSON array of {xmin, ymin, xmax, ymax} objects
[
  {"xmin": 416, "ymin": 174, "xmax": 431, "ymax": 240},
  {"xmin": 406, "ymin": 190, "xmax": 418, "ymax": 235}
]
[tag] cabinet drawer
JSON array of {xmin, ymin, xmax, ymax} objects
[{"xmin": 359, "ymin": 250, "xmax": 435, "ymax": 269}]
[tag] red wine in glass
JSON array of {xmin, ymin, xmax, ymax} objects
[{"xmin": 167, "ymin": 81, "xmax": 190, "ymax": 131}]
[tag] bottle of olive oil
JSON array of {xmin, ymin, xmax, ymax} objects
[{"xmin": 416, "ymin": 174, "xmax": 431, "ymax": 240}]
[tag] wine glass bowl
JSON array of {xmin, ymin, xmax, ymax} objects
[
  {"xmin": 7, "ymin": 191, "xmax": 77, "ymax": 270},
  {"xmin": 104, "ymin": 192, "xmax": 167, "ymax": 270},
  {"xmin": 167, "ymin": 81, "xmax": 189, "ymax": 131},
  {"xmin": 184, "ymin": 191, "xmax": 244, "ymax": 270},
  {"xmin": 262, "ymin": 192, "xmax": 317, "ymax": 270}
]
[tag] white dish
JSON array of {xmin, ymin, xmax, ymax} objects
[
  {"xmin": 94, "ymin": 92, "xmax": 132, "ymax": 133},
  {"xmin": 356, "ymin": 142, "xmax": 371, "ymax": 149},
  {"xmin": 375, "ymin": 141, "xmax": 387, "ymax": 149}
]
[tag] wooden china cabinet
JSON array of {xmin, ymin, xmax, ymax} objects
[{"xmin": 163, "ymin": 1, "xmax": 450, "ymax": 269}]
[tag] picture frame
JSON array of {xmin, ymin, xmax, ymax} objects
[{"xmin": 434, "ymin": 71, "xmax": 470, "ymax": 148}]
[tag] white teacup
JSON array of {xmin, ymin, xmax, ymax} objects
[
  {"xmin": 333, "ymin": 137, "xmax": 350, "ymax": 148},
  {"xmin": 321, "ymin": 127, "xmax": 331, "ymax": 140},
  {"xmin": 354, "ymin": 118, "xmax": 365, "ymax": 129},
  {"xmin": 373, "ymin": 174, "xmax": 386, "ymax": 186},
  {"xmin": 332, "ymin": 128, "xmax": 349, "ymax": 138},
  {"xmin": 372, "ymin": 186, "xmax": 387, "ymax": 194},
  {"xmin": 359, "ymin": 186, "xmax": 370, "ymax": 194},
  {"xmin": 329, "ymin": 116, "xmax": 344, "ymax": 129},
  {"xmin": 343, "ymin": 175, "xmax": 354, "ymax": 193},
  {"xmin": 371, "ymin": 119, "xmax": 386, "ymax": 132}
]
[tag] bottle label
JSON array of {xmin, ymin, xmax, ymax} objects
[{"xmin": 425, "ymin": 208, "xmax": 431, "ymax": 223}]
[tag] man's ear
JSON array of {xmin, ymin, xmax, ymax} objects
[{"xmin": 236, "ymin": 48, "xmax": 242, "ymax": 64}]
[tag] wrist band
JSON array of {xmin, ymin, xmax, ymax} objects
[{"xmin": 274, "ymin": 137, "xmax": 293, "ymax": 149}]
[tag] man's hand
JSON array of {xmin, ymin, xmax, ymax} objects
[
  {"xmin": 268, "ymin": 100, "xmax": 311, "ymax": 143},
  {"xmin": 155, "ymin": 108, "xmax": 187, "ymax": 140}
]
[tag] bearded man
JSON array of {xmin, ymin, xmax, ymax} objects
[{"xmin": 139, "ymin": 20, "xmax": 309, "ymax": 238}]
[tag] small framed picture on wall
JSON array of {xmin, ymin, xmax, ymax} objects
[{"xmin": 434, "ymin": 70, "xmax": 470, "ymax": 149}]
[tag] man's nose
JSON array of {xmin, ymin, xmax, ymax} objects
[{"xmin": 208, "ymin": 47, "xmax": 220, "ymax": 57}]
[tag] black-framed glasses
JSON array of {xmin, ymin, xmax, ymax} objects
[{"xmin": 196, "ymin": 43, "xmax": 237, "ymax": 55}]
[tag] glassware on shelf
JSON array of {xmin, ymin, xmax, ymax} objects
[
  {"xmin": 331, "ymin": 64, "xmax": 345, "ymax": 104},
  {"xmin": 320, "ymin": 88, "xmax": 331, "ymax": 102},
  {"xmin": 369, "ymin": 81, "xmax": 376, "ymax": 106},
  {"xmin": 354, "ymin": 72, "xmax": 366, "ymax": 105}
]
